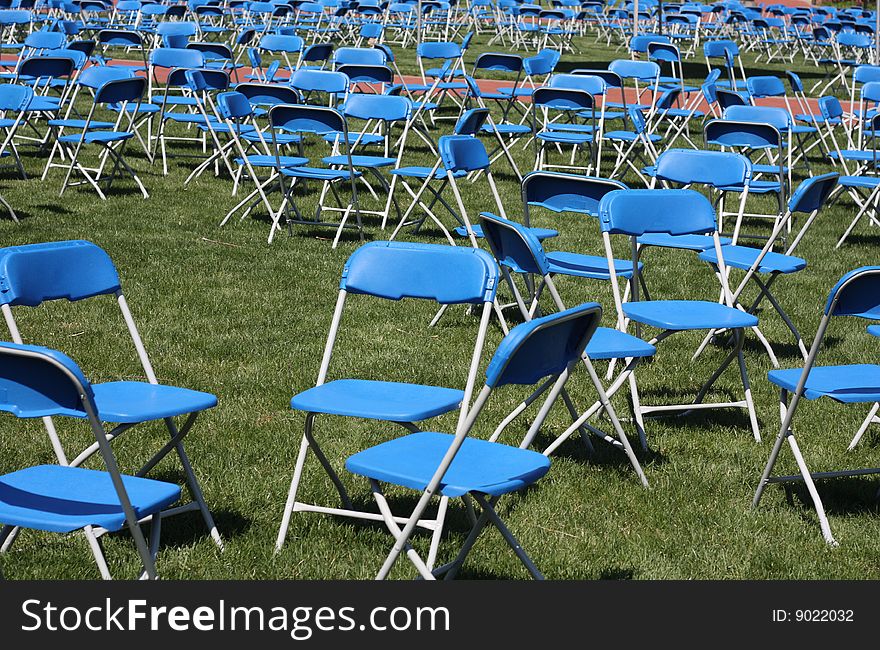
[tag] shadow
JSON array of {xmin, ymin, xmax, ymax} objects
[
  {"xmin": 528, "ymin": 426, "xmax": 667, "ymax": 473},
  {"xmin": 784, "ymin": 476, "xmax": 880, "ymax": 518},
  {"xmin": 599, "ymin": 566, "xmax": 636, "ymax": 580},
  {"xmin": 156, "ymin": 508, "xmax": 253, "ymax": 548},
  {"xmin": 845, "ymin": 233, "xmax": 880, "ymax": 248}
]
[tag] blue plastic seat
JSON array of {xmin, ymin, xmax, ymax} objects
[
  {"xmin": 755, "ymin": 266, "xmax": 880, "ymax": 546},
  {"xmin": 291, "ymin": 380, "xmax": 463, "ymax": 422},
  {"xmin": 624, "ymin": 299, "xmax": 758, "ymax": 330},
  {"xmin": 347, "ymin": 431, "xmax": 549, "ymax": 498},
  {"xmin": 0, "ymin": 341, "xmax": 181, "ymax": 579},
  {"xmin": 0, "ymin": 464, "xmax": 180, "ymax": 534}
]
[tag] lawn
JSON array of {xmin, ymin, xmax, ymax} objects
[{"xmin": 1, "ymin": 30, "xmax": 879, "ymax": 580}]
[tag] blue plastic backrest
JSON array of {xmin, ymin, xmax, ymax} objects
[
  {"xmin": 342, "ymin": 93, "xmax": 409, "ymax": 121},
  {"xmin": 723, "ymin": 104, "xmax": 791, "ymax": 130},
  {"xmin": 217, "ymin": 91, "xmax": 253, "ymax": 119},
  {"xmin": 150, "ymin": 47, "xmax": 204, "ymax": 69},
  {"xmin": 599, "ymin": 189, "xmax": 717, "ymax": 236},
  {"xmin": 608, "ymin": 59, "xmax": 660, "ymax": 81},
  {"xmin": 628, "ymin": 106, "xmax": 647, "ymax": 133},
  {"xmin": 340, "ymin": 241, "xmax": 498, "ymax": 305},
  {"xmin": 838, "ymin": 31, "xmax": 871, "ymax": 47},
  {"xmin": 825, "ymin": 267, "xmax": 880, "ymax": 317},
  {"xmin": 337, "ymin": 64, "xmax": 393, "ymax": 85},
  {"xmin": 703, "ymin": 39, "xmax": 738, "ymax": 58},
  {"xmin": 647, "ymin": 41, "xmax": 681, "ymax": 63},
  {"xmin": 417, "ymin": 40, "xmax": 460, "ymax": 60},
  {"xmin": 861, "ymin": 81, "xmax": 880, "ymax": 104},
  {"xmin": 818, "ymin": 95, "xmax": 843, "ymax": 120},
  {"xmin": 289, "ymin": 69, "xmax": 349, "ymax": 93},
  {"xmin": 788, "ymin": 172, "xmax": 839, "ymax": 214},
  {"xmin": 473, "ymin": 52, "xmax": 523, "ymax": 72},
  {"xmin": 533, "ymin": 86, "xmax": 594, "ymax": 110},
  {"xmin": 17, "ymin": 55, "xmax": 75, "ymax": 79},
  {"xmin": 746, "ymin": 75, "xmax": 785, "ymax": 98},
  {"xmin": 334, "ymin": 46, "xmax": 385, "ymax": 66},
  {"xmin": 853, "ymin": 65, "xmax": 880, "ymax": 84},
  {"xmin": 157, "ymin": 21, "xmax": 197, "ymax": 36},
  {"xmin": 785, "ymin": 70, "xmax": 805, "ymax": 93},
  {"xmin": 439, "ymin": 134, "xmax": 489, "ymax": 172},
  {"xmin": 24, "ymin": 30, "xmax": 66, "ymax": 50},
  {"xmin": 269, "ymin": 103, "xmax": 345, "ymax": 134},
  {"xmin": 705, "ymin": 119, "xmax": 781, "ymax": 149},
  {"xmin": 98, "ymin": 29, "xmax": 143, "ymax": 46},
  {"xmin": 76, "ymin": 65, "xmax": 134, "ymax": 89},
  {"xmin": 0, "ymin": 342, "xmax": 96, "ymax": 419},
  {"xmin": 0, "ymin": 83, "xmax": 33, "ymax": 112},
  {"xmin": 479, "ymin": 211, "xmax": 549, "ymax": 275},
  {"xmin": 453, "ymin": 107, "xmax": 488, "ymax": 136},
  {"xmin": 94, "ymin": 75, "xmax": 145, "ymax": 104},
  {"xmin": 484, "ymin": 302, "xmax": 601, "ymax": 388},
  {"xmin": 630, "ymin": 33, "xmax": 669, "ymax": 52},
  {"xmin": 655, "ymin": 88, "xmax": 681, "ymax": 111},
  {"xmin": 523, "ymin": 49, "xmax": 560, "ymax": 76},
  {"xmin": 701, "ymin": 80, "xmax": 718, "ymax": 105},
  {"xmin": 259, "ymin": 33, "xmax": 304, "ymax": 53},
  {"xmin": 234, "ymin": 82, "xmax": 300, "ymax": 106},
  {"xmin": 185, "ymin": 68, "xmax": 229, "ymax": 92},
  {"xmin": 0, "ymin": 10, "xmax": 32, "ymax": 25},
  {"xmin": 655, "ymin": 149, "xmax": 750, "ymax": 187},
  {"xmin": 360, "ymin": 23, "xmax": 383, "ymax": 38},
  {"xmin": 549, "ymin": 73, "xmax": 605, "ymax": 95},
  {"xmin": 523, "ymin": 172, "xmax": 627, "ymax": 217},
  {"xmin": 302, "ymin": 42, "xmax": 334, "ymax": 63},
  {"xmin": 0, "ymin": 240, "xmax": 121, "ymax": 307}
]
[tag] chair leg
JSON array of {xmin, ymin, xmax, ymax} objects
[
  {"xmin": 735, "ymin": 331, "xmax": 761, "ymax": 442},
  {"xmin": 276, "ymin": 434, "xmax": 313, "ymax": 553},
  {"xmin": 849, "ymin": 402, "xmax": 880, "ymax": 451},
  {"xmin": 475, "ymin": 494, "xmax": 544, "ymax": 580},
  {"xmin": 164, "ymin": 416, "xmax": 222, "ymax": 550},
  {"xmin": 753, "ymin": 389, "xmax": 837, "ymax": 546},
  {"xmin": 370, "ymin": 480, "xmax": 435, "ymax": 581}
]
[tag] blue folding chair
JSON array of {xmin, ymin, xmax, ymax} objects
[
  {"xmin": 277, "ymin": 241, "xmax": 499, "ymax": 571},
  {"xmin": 531, "ymin": 86, "xmax": 598, "ymax": 174},
  {"xmin": 0, "ymin": 82, "xmax": 32, "ymax": 221},
  {"xmin": 478, "ymin": 211, "xmax": 653, "ymax": 483},
  {"xmin": 754, "ymin": 267, "xmax": 880, "ymax": 546},
  {"xmin": 697, "ymin": 172, "xmax": 839, "ymax": 366},
  {"xmin": 216, "ymin": 89, "xmax": 309, "ymax": 227},
  {"xmin": 327, "ymin": 93, "xmax": 413, "ymax": 229},
  {"xmin": 389, "ymin": 112, "xmax": 508, "ymax": 246},
  {"xmin": 356, "ymin": 302, "xmax": 604, "ymax": 580},
  {"xmin": 268, "ymin": 103, "xmax": 361, "ymax": 247},
  {"xmin": 599, "ymin": 189, "xmax": 762, "ymax": 442},
  {"xmin": 704, "ymin": 115, "xmax": 788, "ymax": 240},
  {"xmin": 54, "ymin": 75, "xmax": 149, "ymax": 200},
  {"xmin": 0, "ymin": 342, "xmax": 181, "ymax": 579},
  {"xmin": 0, "ymin": 240, "xmax": 221, "ymax": 557}
]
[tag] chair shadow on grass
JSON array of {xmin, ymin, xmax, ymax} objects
[
  {"xmin": 527, "ymin": 426, "xmax": 668, "ymax": 474},
  {"xmin": 783, "ymin": 476, "xmax": 880, "ymax": 519},
  {"xmin": 109, "ymin": 467, "xmax": 253, "ymax": 549}
]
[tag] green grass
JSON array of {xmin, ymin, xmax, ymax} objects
[{"xmin": 1, "ymin": 33, "xmax": 879, "ymax": 580}]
